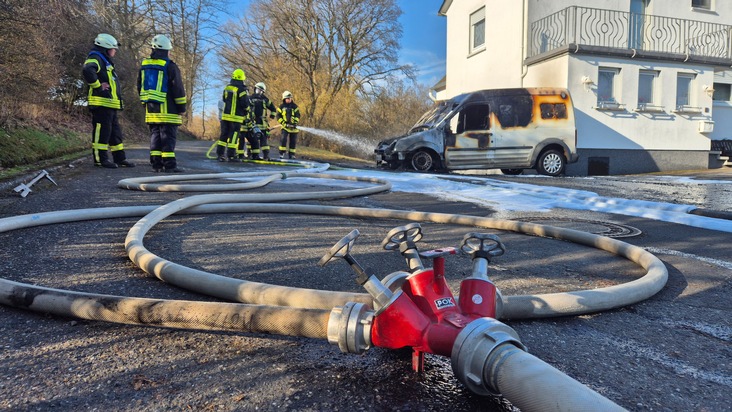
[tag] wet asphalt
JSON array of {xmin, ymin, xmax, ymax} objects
[{"xmin": 0, "ymin": 140, "xmax": 730, "ymax": 411}]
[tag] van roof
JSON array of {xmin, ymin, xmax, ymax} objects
[{"xmin": 451, "ymin": 87, "xmax": 570, "ymax": 104}]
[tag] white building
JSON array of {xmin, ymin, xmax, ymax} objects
[{"xmin": 437, "ymin": 0, "xmax": 732, "ymax": 175}]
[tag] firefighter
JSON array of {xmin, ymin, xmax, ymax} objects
[
  {"xmin": 217, "ymin": 69, "xmax": 250, "ymax": 161},
  {"xmin": 249, "ymin": 82, "xmax": 277, "ymax": 160},
  {"xmin": 82, "ymin": 33, "xmax": 134, "ymax": 169},
  {"xmin": 137, "ymin": 34, "xmax": 187, "ymax": 173},
  {"xmin": 277, "ymin": 91, "xmax": 300, "ymax": 159},
  {"xmin": 238, "ymin": 103, "xmax": 258, "ymax": 160}
]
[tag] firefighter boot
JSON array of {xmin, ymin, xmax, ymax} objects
[{"xmin": 94, "ymin": 150, "xmax": 118, "ymax": 169}]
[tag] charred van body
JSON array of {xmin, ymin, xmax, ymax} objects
[{"xmin": 374, "ymin": 88, "xmax": 578, "ymax": 176}]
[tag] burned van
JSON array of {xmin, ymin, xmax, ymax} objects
[{"xmin": 374, "ymin": 87, "xmax": 578, "ymax": 176}]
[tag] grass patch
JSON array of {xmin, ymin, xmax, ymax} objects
[
  {"xmin": 0, "ymin": 150, "xmax": 87, "ymax": 181},
  {"xmin": 0, "ymin": 126, "xmax": 87, "ymax": 169}
]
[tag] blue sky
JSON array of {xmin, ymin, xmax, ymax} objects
[
  {"xmin": 226, "ymin": 0, "xmax": 447, "ymax": 87},
  {"xmin": 396, "ymin": 0, "xmax": 447, "ymax": 87}
]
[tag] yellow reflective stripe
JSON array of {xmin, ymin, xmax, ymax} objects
[
  {"xmin": 228, "ymin": 131, "xmax": 239, "ymax": 148},
  {"xmin": 140, "ymin": 90, "xmax": 166, "ymax": 101},
  {"xmin": 221, "ymin": 115, "xmax": 244, "ymax": 122},
  {"xmin": 87, "ymin": 96, "xmax": 121, "ymax": 109},
  {"xmin": 174, "ymin": 97, "xmax": 187, "ymax": 104},
  {"xmin": 93, "ymin": 123, "xmax": 102, "ymax": 143},
  {"xmin": 161, "ymin": 152, "xmax": 175, "ymax": 158},
  {"xmin": 106, "ymin": 65, "xmax": 119, "ymax": 102},
  {"xmin": 84, "ymin": 59, "xmax": 100, "ymax": 71},
  {"xmin": 142, "ymin": 59, "xmax": 168, "ymax": 65},
  {"xmin": 89, "ymin": 80, "xmax": 101, "ymax": 88},
  {"xmin": 145, "ymin": 113, "xmax": 182, "ymax": 124},
  {"xmin": 92, "ymin": 143, "xmax": 108, "ymax": 150},
  {"xmin": 217, "ymin": 141, "xmax": 227, "ymax": 147},
  {"xmin": 150, "ymin": 150, "xmax": 162, "ymax": 156},
  {"xmin": 109, "ymin": 143, "xmax": 124, "ymax": 151},
  {"xmin": 144, "ymin": 98, "xmax": 182, "ymax": 124}
]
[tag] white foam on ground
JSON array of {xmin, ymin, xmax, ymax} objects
[{"xmin": 306, "ymin": 169, "xmax": 732, "ymax": 233}]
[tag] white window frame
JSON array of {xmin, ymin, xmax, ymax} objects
[
  {"xmin": 676, "ymin": 73, "xmax": 696, "ymax": 110},
  {"xmin": 691, "ymin": 0, "xmax": 713, "ymax": 11},
  {"xmin": 596, "ymin": 67, "xmax": 624, "ymax": 110},
  {"xmin": 636, "ymin": 70, "xmax": 663, "ymax": 112},
  {"xmin": 712, "ymin": 82, "xmax": 731, "ymax": 101},
  {"xmin": 469, "ymin": 7, "xmax": 486, "ymax": 54}
]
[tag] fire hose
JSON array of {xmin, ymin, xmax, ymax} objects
[{"xmin": 0, "ymin": 169, "xmax": 664, "ymax": 411}]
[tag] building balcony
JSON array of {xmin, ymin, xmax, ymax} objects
[{"xmin": 528, "ymin": 6, "xmax": 732, "ymax": 67}]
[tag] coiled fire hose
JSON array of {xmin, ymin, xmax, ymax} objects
[{"xmin": 1, "ymin": 168, "xmax": 662, "ymax": 411}]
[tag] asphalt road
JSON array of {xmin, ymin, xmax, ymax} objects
[{"xmin": 0, "ymin": 140, "xmax": 730, "ymax": 411}]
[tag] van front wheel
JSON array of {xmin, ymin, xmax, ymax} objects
[
  {"xmin": 409, "ymin": 150, "xmax": 437, "ymax": 172},
  {"xmin": 536, "ymin": 149, "xmax": 566, "ymax": 176}
]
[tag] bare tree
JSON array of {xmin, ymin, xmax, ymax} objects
[
  {"xmin": 218, "ymin": 0, "xmax": 414, "ymax": 128},
  {"xmin": 147, "ymin": 0, "xmax": 227, "ymax": 125},
  {"xmin": 0, "ymin": 0, "xmax": 98, "ymax": 122}
]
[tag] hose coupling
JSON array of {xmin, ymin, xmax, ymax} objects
[
  {"xmin": 327, "ymin": 302, "xmax": 374, "ymax": 354},
  {"xmin": 451, "ymin": 317, "xmax": 526, "ymax": 396}
]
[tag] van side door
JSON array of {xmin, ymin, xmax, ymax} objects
[
  {"xmin": 444, "ymin": 103, "xmax": 494, "ymax": 168},
  {"xmin": 490, "ymin": 97, "xmax": 535, "ymax": 169}
]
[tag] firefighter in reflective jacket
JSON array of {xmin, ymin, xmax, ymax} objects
[
  {"xmin": 217, "ymin": 69, "xmax": 250, "ymax": 161},
  {"xmin": 249, "ymin": 82, "xmax": 277, "ymax": 160},
  {"xmin": 137, "ymin": 34, "xmax": 187, "ymax": 173},
  {"xmin": 238, "ymin": 104, "xmax": 257, "ymax": 160},
  {"xmin": 277, "ymin": 91, "xmax": 300, "ymax": 159},
  {"xmin": 82, "ymin": 33, "xmax": 134, "ymax": 169}
]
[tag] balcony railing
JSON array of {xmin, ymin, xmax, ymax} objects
[{"xmin": 528, "ymin": 6, "xmax": 732, "ymax": 64}]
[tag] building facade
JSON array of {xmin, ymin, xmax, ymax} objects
[{"xmin": 437, "ymin": 0, "xmax": 732, "ymax": 175}]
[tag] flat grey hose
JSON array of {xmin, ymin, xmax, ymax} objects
[
  {"xmin": 126, "ymin": 199, "xmax": 666, "ymax": 317},
  {"xmin": 0, "ymin": 201, "xmax": 667, "ymax": 320},
  {"xmin": 116, "ymin": 169, "xmax": 667, "ymax": 317},
  {"xmin": 0, "ymin": 278, "xmax": 329, "ymax": 338},
  {"xmin": 117, "ymin": 164, "xmax": 331, "ymax": 192},
  {"xmin": 0, "ymin": 171, "xmax": 664, "ymax": 412},
  {"xmin": 486, "ymin": 344, "xmax": 625, "ymax": 411}
]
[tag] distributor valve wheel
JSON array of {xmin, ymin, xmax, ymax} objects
[
  {"xmin": 381, "ymin": 223, "xmax": 423, "ymax": 251},
  {"xmin": 460, "ymin": 233, "xmax": 505, "ymax": 258},
  {"xmin": 319, "ymin": 229, "xmax": 360, "ymax": 266}
]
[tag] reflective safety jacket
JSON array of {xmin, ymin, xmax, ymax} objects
[
  {"xmin": 220, "ymin": 80, "xmax": 250, "ymax": 123},
  {"xmin": 277, "ymin": 101, "xmax": 300, "ymax": 133},
  {"xmin": 136, "ymin": 49, "xmax": 187, "ymax": 124},
  {"xmin": 139, "ymin": 59, "xmax": 169, "ymax": 103},
  {"xmin": 82, "ymin": 47, "xmax": 122, "ymax": 110},
  {"xmin": 249, "ymin": 93, "xmax": 276, "ymax": 128}
]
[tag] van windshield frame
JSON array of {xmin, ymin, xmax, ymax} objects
[{"xmin": 408, "ymin": 101, "xmax": 458, "ymax": 133}]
